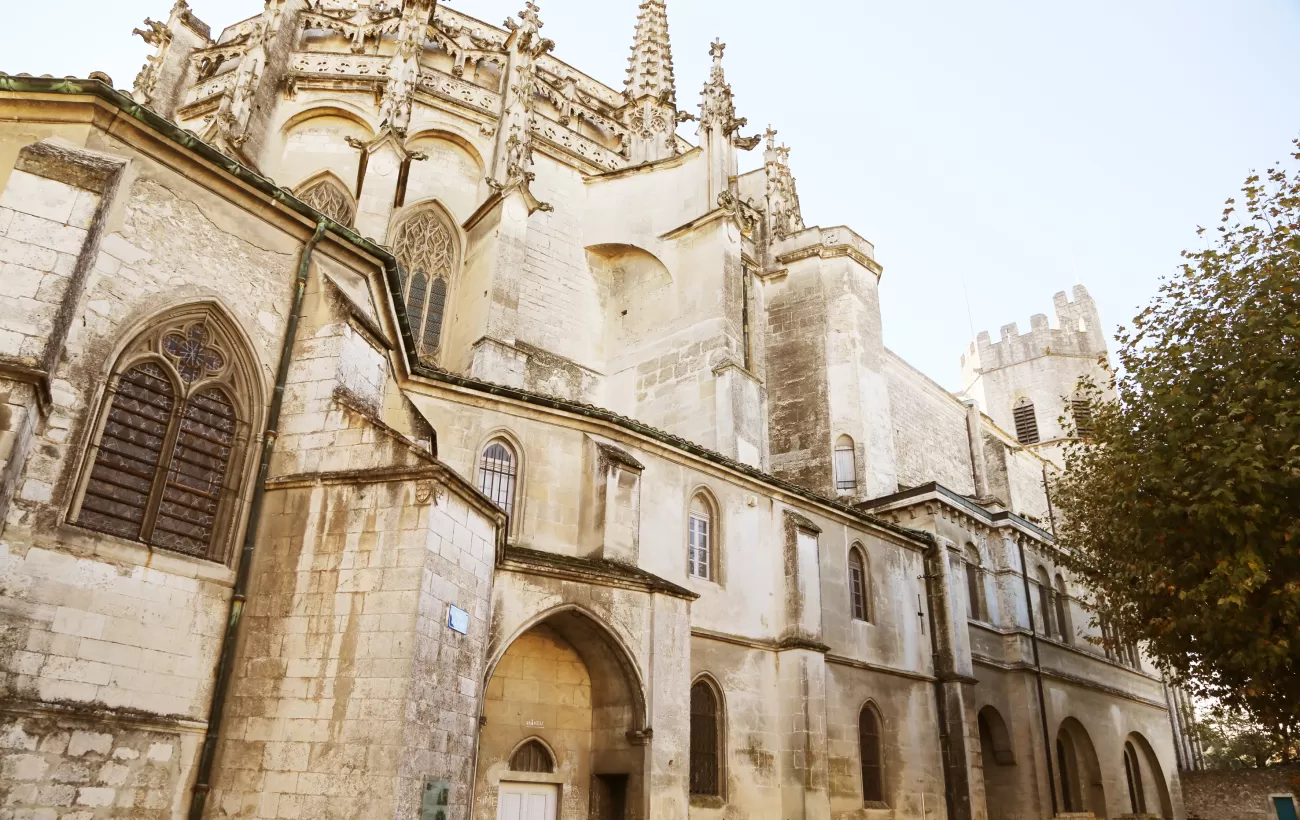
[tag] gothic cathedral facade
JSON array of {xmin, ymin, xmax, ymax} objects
[{"xmin": 0, "ymin": 1, "xmax": 1198, "ymax": 819}]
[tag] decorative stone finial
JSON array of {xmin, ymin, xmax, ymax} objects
[
  {"xmin": 624, "ymin": 0, "xmax": 676, "ymax": 106},
  {"xmin": 698, "ymin": 37, "xmax": 746, "ymax": 137}
]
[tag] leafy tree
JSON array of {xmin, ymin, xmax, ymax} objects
[
  {"xmin": 1054, "ymin": 138, "xmax": 1300, "ymax": 725},
  {"xmin": 1195, "ymin": 703, "xmax": 1297, "ymax": 770}
]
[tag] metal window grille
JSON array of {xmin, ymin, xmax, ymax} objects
[
  {"xmin": 1013, "ymin": 400, "xmax": 1040, "ymax": 445},
  {"xmin": 688, "ymin": 512, "xmax": 711, "ymax": 580},
  {"xmin": 477, "ymin": 442, "xmax": 517, "ymax": 515},
  {"xmin": 859, "ymin": 707, "xmax": 883, "ymax": 803},
  {"xmin": 509, "ymin": 740, "xmax": 554, "ymax": 773},
  {"xmin": 834, "ymin": 440, "xmax": 857, "ymax": 491},
  {"xmin": 689, "ymin": 682, "xmax": 720, "ymax": 796},
  {"xmin": 849, "ymin": 550, "xmax": 867, "ymax": 621},
  {"xmin": 1071, "ymin": 399, "xmax": 1094, "ymax": 438}
]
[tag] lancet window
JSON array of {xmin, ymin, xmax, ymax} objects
[
  {"xmin": 75, "ymin": 310, "xmax": 255, "ymax": 563},
  {"xmin": 393, "ymin": 205, "xmax": 457, "ymax": 359}
]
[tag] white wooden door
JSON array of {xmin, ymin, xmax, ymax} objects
[{"xmin": 496, "ymin": 782, "xmax": 558, "ymax": 820}]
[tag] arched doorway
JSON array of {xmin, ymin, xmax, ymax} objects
[
  {"xmin": 475, "ymin": 608, "xmax": 647, "ymax": 820},
  {"xmin": 1056, "ymin": 718, "xmax": 1107, "ymax": 818},
  {"xmin": 1125, "ymin": 732, "xmax": 1174, "ymax": 818},
  {"xmin": 977, "ymin": 707, "xmax": 1017, "ymax": 820}
]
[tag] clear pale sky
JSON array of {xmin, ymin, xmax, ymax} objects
[{"xmin": 4, "ymin": 1, "xmax": 1298, "ymax": 389}]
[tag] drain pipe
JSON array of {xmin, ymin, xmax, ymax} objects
[
  {"xmin": 189, "ymin": 219, "xmax": 329, "ymax": 820},
  {"xmin": 1017, "ymin": 537, "xmax": 1059, "ymax": 816}
]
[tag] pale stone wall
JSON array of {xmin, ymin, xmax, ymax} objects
[
  {"xmin": 885, "ymin": 350, "xmax": 976, "ymax": 495},
  {"xmin": 207, "ymin": 473, "xmax": 498, "ymax": 820},
  {"xmin": 1182, "ymin": 765, "xmax": 1299, "ymax": 820}
]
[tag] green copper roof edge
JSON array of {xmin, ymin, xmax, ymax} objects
[{"xmin": 1, "ymin": 73, "xmax": 934, "ymax": 549}]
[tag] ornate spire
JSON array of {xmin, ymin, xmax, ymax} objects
[
  {"xmin": 698, "ymin": 39, "xmax": 745, "ymax": 137},
  {"xmin": 624, "ymin": 0, "xmax": 675, "ymax": 106}
]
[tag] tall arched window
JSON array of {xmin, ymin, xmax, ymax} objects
[
  {"xmin": 688, "ymin": 492, "xmax": 715, "ymax": 580},
  {"xmin": 964, "ymin": 544, "xmax": 986, "ymax": 621},
  {"xmin": 1035, "ymin": 567, "xmax": 1055, "ymax": 637},
  {"xmin": 75, "ymin": 309, "xmax": 255, "ymax": 563},
  {"xmin": 509, "ymin": 739, "xmax": 555, "ymax": 774},
  {"xmin": 1054, "ymin": 574, "xmax": 1071, "ymax": 643},
  {"xmin": 392, "ymin": 204, "xmax": 457, "ymax": 358},
  {"xmin": 295, "ymin": 173, "xmax": 356, "ymax": 227},
  {"xmin": 689, "ymin": 680, "xmax": 722, "ymax": 797},
  {"xmin": 848, "ymin": 545, "xmax": 869, "ymax": 622},
  {"xmin": 834, "ymin": 434, "xmax": 858, "ymax": 492},
  {"xmin": 1013, "ymin": 397, "xmax": 1040, "ymax": 445},
  {"xmin": 859, "ymin": 704, "xmax": 885, "ymax": 805},
  {"xmin": 1123, "ymin": 741, "xmax": 1147, "ymax": 814},
  {"xmin": 477, "ymin": 439, "xmax": 518, "ymax": 517}
]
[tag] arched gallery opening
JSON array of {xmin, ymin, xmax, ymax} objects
[
  {"xmin": 1124, "ymin": 732, "xmax": 1174, "ymax": 818},
  {"xmin": 1055, "ymin": 718, "xmax": 1107, "ymax": 818},
  {"xmin": 474, "ymin": 609, "xmax": 647, "ymax": 820},
  {"xmin": 977, "ymin": 706, "xmax": 1018, "ymax": 820}
]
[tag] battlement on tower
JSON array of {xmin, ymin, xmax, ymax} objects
[{"xmin": 960, "ymin": 285, "xmax": 1107, "ymax": 382}]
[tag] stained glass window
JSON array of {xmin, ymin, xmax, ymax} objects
[
  {"xmin": 860, "ymin": 706, "xmax": 884, "ymax": 804},
  {"xmin": 393, "ymin": 206, "xmax": 457, "ymax": 358}
]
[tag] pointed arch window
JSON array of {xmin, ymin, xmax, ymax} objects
[
  {"xmin": 834, "ymin": 434, "xmax": 857, "ymax": 492},
  {"xmin": 1035, "ymin": 567, "xmax": 1055, "ymax": 637},
  {"xmin": 849, "ymin": 545, "xmax": 869, "ymax": 622},
  {"xmin": 1054, "ymin": 573, "xmax": 1071, "ymax": 643},
  {"xmin": 75, "ymin": 312, "xmax": 254, "ymax": 563},
  {"xmin": 859, "ymin": 704, "xmax": 885, "ymax": 805},
  {"xmin": 509, "ymin": 739, "xmax": 554, "ymax": 774},
  {"xmin": 964, "ymin": 544, "xmax": 987, "ymax": 622},
  {"xmin": 295, "ymin": 174, "xmax": 356, "ymax": 227},
  {"xmin": 688, "ymin": 492, "xmax": 715, "ymax": 580},
  {"xmin": 689, "ymin": 680, "xmax": 722, "ymax": 797},
  {"xmin": 1013, "ymin": 397, "xmax": 1040, "ymax": 445},
  {"xmin": 393, "ymin": 205, "xmax": 457, "ymax": 359},
  {"xmin": 477, "ymin": 439, "xmax": 518, "ymax": 517}
]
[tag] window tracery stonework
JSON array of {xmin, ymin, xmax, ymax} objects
[
  {"xmin": 393, "ymin": 206, "xmax": 457, "ymax": 358},
  {"xmin": 75, "ymin": 312, "xmax": 253, "ymax": 563},
  {"xmin": 296, "ymin": 176, "xmax": 356, "ymax": 227}
]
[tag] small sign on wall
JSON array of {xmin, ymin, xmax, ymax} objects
[
  {"xmin": 421, "ymin": 779, "xmax": 451, "ymax": 820},
  {"xmin": 447, "ymin": 605, "xmax": 469, "ymax": 635}
]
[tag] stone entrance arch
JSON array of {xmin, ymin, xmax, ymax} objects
[
  {"xmin": 1056, "ymin": 717, "xmax": 1107, "ymax": 817},
  {"xmin": 474, "ymin": 607, "xmax": 648, "ymax": 820}
]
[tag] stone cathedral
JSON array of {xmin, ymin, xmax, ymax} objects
[{"xmin": 0, "ymin": 1, "xmax": 1202, "ymax": 819}]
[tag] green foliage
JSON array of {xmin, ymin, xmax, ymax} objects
[
  {"xmin": 1196, "ymin": 703, "xmax": 1297, "ymax": 770},
  {"xmin": 1055, "ymin": 138, "xmax": 1300, "ymax": 724}
]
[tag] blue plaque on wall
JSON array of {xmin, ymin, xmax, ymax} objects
[{"xmin": 447, "ymin": 605, "xmax": 469, "ymax": 635}]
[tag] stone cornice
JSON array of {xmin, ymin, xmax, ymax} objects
[{"xmin": 500, "ymin": 545, "xmax": 698, "ymax": 600}]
